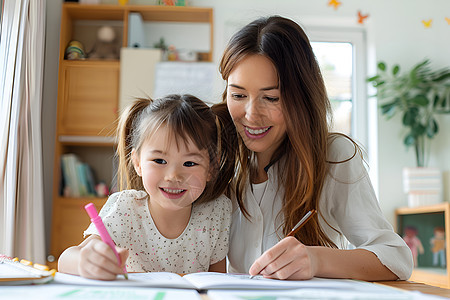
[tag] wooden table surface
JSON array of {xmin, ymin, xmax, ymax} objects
[{"xmin": 376, "ymin": 280, "xmax": 450, "ymax": 298}]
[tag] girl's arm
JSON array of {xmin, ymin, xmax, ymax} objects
[
  {"xmin": 208, "ymin": 258, "xmax": 226, "ymax": 273},
  {"xmin": 249, "ymin": 236, "xmax": 397, "ymax": 281},
  {"xmin": 58, "ymin": 235, "xmax": 129, "ymax": 280}
]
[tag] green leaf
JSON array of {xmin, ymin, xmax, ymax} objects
[
  {"xmin": 411, "ymin": 123, "xmax": 426, "ymax": 136},
  {"xmin": 402, "ymin": 108, "xmax": 418, "ymax": 126},
  {"xmin": 404, "ymin": 134, "xmax": 415, "ymax": 146},
  {"xmin": 378, "ymin": 62, "xmax": 386, "ymax": 71},
  {"xmin": 432, "ymin": 71, "xmax": 450, "ymax": 82},
  {"xmin": 367, "ymin": 75, "xmax": 380, "ymax": 82},
  {"xmin": 373, "ymin": 80, "xmax": 385, "ymax": 87},
  {"xmin": 426, "ymin": 118, "xmax": 438, "ymax": 138},
  {"xmin": 410, "ymin": 94, "xmax": 429, "ymax": 106},
  {"xmin": 380, "ymin": 102, "xmax": 397, "ymax": 116},
  {"xmin": 393, "ymin": 65, "xmax": 400, "ymax": 76}
]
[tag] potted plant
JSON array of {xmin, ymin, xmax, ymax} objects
[{"xmin": 368, "ymin": 59, "xmax": 450, "ymax": 206}]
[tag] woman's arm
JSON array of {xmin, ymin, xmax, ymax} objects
[
  {"xmin": 249, "ymin": 236, "xmax": 397, "ymax": 281},
  {"xmin": 58, "ymin": 235, "xmax": 128, "ymax": 280}
]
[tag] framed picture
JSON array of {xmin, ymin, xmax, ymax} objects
[{"xmin": 396, "ymin": 203, "xmax": 450, "ymax": 288}]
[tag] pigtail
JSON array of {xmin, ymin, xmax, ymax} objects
[
  {"xmin": 116, "ymin": 98, "xmax": 151, "ymax": 191},
  {"xmin": 211, "ymin": 102, "xmax": 238, "ymax": 199}
]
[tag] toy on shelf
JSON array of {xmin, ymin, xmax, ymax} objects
[
  {"xmin": 402, "ymin": 226, "xmax": 424, "ymax": 267},
  {"xmin": 431, "ymin": 226, "xmax": 446, "ymax": 267},
  {"xmin": 88, "ymin": 26, "xmax": 120, "ymax": 60},
  {"xmin": 64, "ymin": 40, "xmax": 86, "ymax": 60}
]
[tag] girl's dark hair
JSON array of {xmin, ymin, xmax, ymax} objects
[
  {"xmin": 116, "ymin": 94, "xmax": 237, "ymax": 204},
  {"xmin": 219, "ymin": 16, "xmax": 337, "ymax": 247}
]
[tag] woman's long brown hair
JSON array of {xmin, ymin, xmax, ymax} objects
[{"xmin": 218, "ymin": 16, "xmax": 341, "ymax": 247}]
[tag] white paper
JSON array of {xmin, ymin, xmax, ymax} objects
[
  {"xmin": 208, "ymin": 284, "xmax": 446, "ymax": 300},
  {"xmin": 0, "ymin": 285, "xmax": 201, "ymax": 300},
  {"xmin": 54, "ymin": 272, "xmax": 193, "ymax": 289}
]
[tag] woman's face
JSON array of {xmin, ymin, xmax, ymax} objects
[{"xmin": 226, "ymin": 55, "xmax": 287, "ymax": 160}]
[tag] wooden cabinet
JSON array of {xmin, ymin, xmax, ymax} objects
[
  {"xmin": 50, "ymin": 3, "xmax": 214, "ymax": 261},
  {"xmin": 395, "ymin": 203, "xmax": 450, "ymax": 288},
  {"xmin": 58, "ymin": 61, "xmax": 120, "ymax": 136}
]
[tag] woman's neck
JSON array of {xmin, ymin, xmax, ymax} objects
[
  {"xmin": 147, "ymin": 199, "xmax": 192, "ymax": 239},
  {"xmin": 253, "ymin": 152, "xmax": 271, "ymax": 184}
]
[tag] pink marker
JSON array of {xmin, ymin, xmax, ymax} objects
[{"xmin": 84, "ymin": 203, "xmax": 128, "ymax": 279}]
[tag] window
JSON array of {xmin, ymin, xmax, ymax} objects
[{"xmin": 308, "ymin": 28, "xmax": 368, "ymax": 149}]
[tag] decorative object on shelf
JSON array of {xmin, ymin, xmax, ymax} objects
[
  {"xmin": 368, "ymin": 60, "xmax": 450, "ymax": 207},
  {"xmin": 158, "ymin": 0, "xmax": 186, "ymax": 6},
  {"xmin": 167, "ymin": 45, "xmax": 178, "ymax": 61},
  {"xmin": 79, "ymin": 0, "xmax": 101, "ymax": 4},
  {"xmin": 88, "ymin": 26, "xmax": 120, "ymax": 60},
  {"xmin": 64, "ymin": 40, "xmax": 86, "ymax": 60},
  {"xmin": 118, "ymin": 0, "xmax": 129, "ymax": 5},
  {"xmin": 403, "ymin": 167, "xmax": 442, "ymax": 207},
  {"xmin": 95, "ymin": 182, "xmax": 109, "ymax": 197}
]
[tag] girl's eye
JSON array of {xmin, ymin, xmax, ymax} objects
[
  {"xmin": 183, "ymin": 161, "xmax": 198, "ymax": 167},
  {"xmin": 153, "ymin": 159, "xmax": 167, "ymax": 164},
  {"xmin": 264, "ymin": 96, "xmax": 279, "ymax": 102}
]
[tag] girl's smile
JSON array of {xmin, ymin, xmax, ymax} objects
[{"xmin": 159, "ymin": 187, "xmax": 187, "ymax": 199}]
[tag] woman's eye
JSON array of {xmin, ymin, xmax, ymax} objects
[
  {"xmin": 264, "ymin": 96, "xmax": 279, "ymax": 102},
  {"xmin": 230, "ymin": 93, "xmax": 246, "ymax": 100},
  {"xmin": 153, "ymin": 159, "xmax": 167, "ymax": 164},
  {"xmin": 183, "ymin": 161, "xmax": 198, "ymax": 167}
]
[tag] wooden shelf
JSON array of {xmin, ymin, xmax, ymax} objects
[{"xmin": 50, "ymin": 2, "xmax": 214, "ymax": 263}]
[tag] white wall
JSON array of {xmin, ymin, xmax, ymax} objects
[{"xmin": 42, "ymin": 0, "xmax": 450, "ymax": 254}]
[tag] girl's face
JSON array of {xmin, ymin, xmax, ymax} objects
[
  {"xmin": 132, "ymin": 124, "xmax": 211, "ymax": 211},
  {"xmin": 226, "ymin": 55, "xmax": 287, "ymax": 161}
]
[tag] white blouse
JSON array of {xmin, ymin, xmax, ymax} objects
[
  {"xmin": 84, "ymin": 190, "xmax": 231, "ymax": 273},
  {"xmin": 227, "ymin": 136, "xmax": 413, "ymax": 280}
]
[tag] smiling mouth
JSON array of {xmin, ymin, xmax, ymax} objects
[
  {"xmin": 160, "ymin": 188, "xmax": 187, "ymax": 199},
  {"xmin": 244, "ymin": 126, "xmax": 271, "ymax": 139}
]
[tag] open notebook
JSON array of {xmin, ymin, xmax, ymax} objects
[
  {"xmin": 0, "ymin": 255, "xmax": 54, "ymax": 285},
  {"xmin": 55, "ymin": 271, "xmax": 362, "ymax": 290}
]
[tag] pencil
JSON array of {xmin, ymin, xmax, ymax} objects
[
  {"xmin": 249, "ymin": 209, "xmax": 317, "ymax": 279},
  {"xmin": 287, "ymin": 209, "xmax": 317, "ymax": 237}
]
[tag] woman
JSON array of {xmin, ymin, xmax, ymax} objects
[{"xmin": 216, "ymin": 16, "xmax": 413, "ymax": 281}]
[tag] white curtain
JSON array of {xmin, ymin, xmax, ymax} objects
[{"xmin": 0, "ymin": 0, "xmax": 46, "ymax": 263}]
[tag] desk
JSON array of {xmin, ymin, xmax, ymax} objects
[{"xmin": 377, "ymin": 280, "xmax": 450, "ymax": 298}]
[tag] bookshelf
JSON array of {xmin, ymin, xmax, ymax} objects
[
  {"xmin": 395, "ymin": 203, "xmax": 450, "ymax": 288},
  {"xmin": 50, "ymin": 3, "xmax": 214, "ymax": 261}
]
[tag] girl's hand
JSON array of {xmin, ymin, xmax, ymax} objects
[
  {"xmin": 249, "ymin": 236, "xmax": 318, "ymax": 280},
  {"xmin": 78, "ymin": 237, "xmax": 129, "ymax": 280}
]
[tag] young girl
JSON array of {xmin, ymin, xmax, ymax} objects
[
  {"xmin": 58, "ymin": 94, "xmax": 237, "ymax": 280},
  {"xmin": 215, "ymin": 16, "xmax": 413, "ymax": 281}
]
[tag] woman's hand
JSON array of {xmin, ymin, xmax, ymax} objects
[
  {"xmin": 249, "ymin": 237, "xmax": 399, "ymax": 281},
  {"xmin": 78, "ymin": 236, "xmax": 129, "ymax": 280},
  {"xmin": 249, "ymin": 236, "xmax": 318, "ymax": 280}
]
